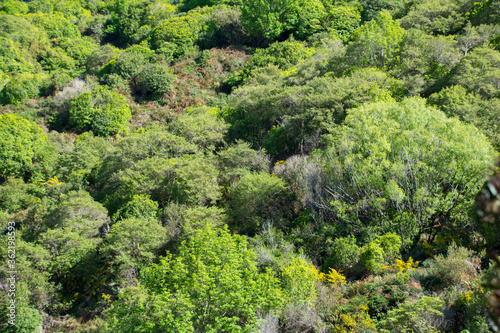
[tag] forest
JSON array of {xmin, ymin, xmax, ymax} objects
[{"xmin": 1, "ymin": 0, "xmax": 500, "ymax": 331}]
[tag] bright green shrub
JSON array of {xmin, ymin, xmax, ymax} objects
[
  {"xmin": 58, "ymin": 37, "xmax": 98, "ymax": 67},
  {"xmin": 113, "ymin": 51, "xmax": 146, "ymax": 80},
  {"xmin": 326, "ymin": 5, "xmax": 362, "ymax": 42},
  {"xmin": 24, "ymin": 13, "xmax": 80, "ymax": 39},
  {"xmin": 249, "ymin": 39, "xmax": 316, "ymax": 70},
  {"xmin": 240, "ymin": 0, "xmax": 325, "ymax": 40},
  {"xmin": 134, "ymin": 63, "xmax": 174, "ymax": 100},
  {"xmin": 68, "ymin": 86, "xmax": 131, "ymax": 136},
  {"xmin": 150, "ymin": 10, "xmax": 207, "ymax": 50},
  {"xmin": 113, "ymin": 194, "xmax": 159, "ymax": 222},
  {"xmin": 379, "ymin": 296, "xmax": 444, "ymax": 333},
  {"xmin": 108, "ymin": 225, "xmax": 285, "ymax": 332},
  {"xmin": 228, "ymin": 172, "xmax": 290, "ymax": 235},
  {"xmin": 0, "ymin": 114, "xmax": 56, "ymax": 181},
  {"xmin": 0, "ymin": 74, "xmax": 43, "ymax": 105},
  {"xmin": 324, "ymin": 235, "xmax": 360, "ymax": 272},
  {"xmin": 346, "ymin": 11, "xmax": 405, "ymax": 70},
  {"xmin": 0, "ymin": 0, "xmax": 29, "ymax": 15}
]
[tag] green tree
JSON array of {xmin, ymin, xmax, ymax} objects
[
  {"xmin": 240, "ymin": 0, "xmax": 325, "ymax": 41},
  {"xmin": 306, "ymin": 97, "xmax": 496, "ymax": 246},
  {"xmin": 428, "ymin": 85, "xmax": 500, "ymax": 149},
  {"xmin": 25, "ymin": 12, "xmax": 80, "ymax": 39},
  {"xmin": 325, "ymin": 4, "xmax": 362, "ymax": 42},
  {"xmin": 0, "ymin": 74, "xmax": 43, "ymax": 105},
  {"xmin": 50, "ymin": 190, "xmax": 109, "ymax": 238},
  {"xmin": 379, "ymin": 296, "xmax": 444, "ymax": 333},
  {"xmin": 103, "ymin": 217, "xmax": 167, "ymax": 281},
  {"xmin": 0, "ymin": 114, "xmax": 56, "ymax": 181},
  {"xmin": 228, "ymin": 172, "xmax": 291, "ymax": 235},
  {"xmin": 69, "ymin": 85, "xmax": 131, "ymax": 136},
  {"xmin": 448, "ymin": 47, "xmax": 500, "ymax": 99},
  {"xmin": 134, "ymin": 63, "xmax": 174, "ymax": 100},
  {"xmin": 56, "ymin": 131, "xmax": 112, "ymax": 184},
  {"xmin": 346, "ymin": 11, "xmax": 405, "ymax": 70},
  {"xmin": 168, "ymin": 106, "xmax": 228, "ymax": 151},
  {"xmin": 107, "ymin": 225, "xmax": 285, "ymax": 332},
  {"xmin": 390, "ymin": 29, "xmax": 460, "ymax": 96},
  {"xmin": 399, "ymin": 0, "xmax": 468, "ymax": 35}
]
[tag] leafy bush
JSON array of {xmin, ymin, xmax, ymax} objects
[
  {"xmin": 228, "ymin": 172, "xmax": 291, "ymax": 235},
  {"xmin": 134, "ymin": 63, "xmax": 174, "ymax": 100},
  {"xmin": 68, "ymin": 85, "xmax": 131, "ymax": 136},
  {"xmin": 379, "ymin": 296, "xmax": 445, "ymax": 333},
  {"xmin": 0, "ymin": 74, "xmax": 43, "ymax": 105},
  {"xmin": 324, "ymin": 235, "xmax": 360, "ymax": 272},
  {"xmin": 421, "ymin": 242, "xmax": 480, "ymax": 288},
  {"xmin": 0, "ymin": 114, "xmax": 56, "ymax": 181},
  {"xmin": 107, "ymin": 225, "xmax": 285, "ymax": 332},
  {"xmin": 240, "ymin": 0, "xmax": 326, "ymax": 41},
  {"xmin": 113, "ymin": 194, "xmax": 159, "ymax": 222}
]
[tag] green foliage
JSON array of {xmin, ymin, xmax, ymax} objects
[
  {"xmin": 228, "ymin": 172, "xmax": 290, "ymax": 235},
  {"xmin": 103, "ymin": 217, "xmax": 167, "ymax": 279},
  {"xmin": 324, "ymin": 235, "xmax": 360, "ymax": 272},
  {"xmin": 36, "ymin": 46, "xmax": 78, "ymax": 76},
  {"xmin": 51, "ymin": 190, "xmax": 109, "ymax": 238},
  {"xmin": 0, "ymin": 0, "xmax": 29, "ymax": 15},
  {"xmin": 53, "ymin": 0, "xmax": 92, "ymax": 30},
  {"xmin": 359, "ymin": 234, "xmax": 402, "ymax": 275},
  {"xmin": 0, "ymin": 37, "xmax": 34, "ymax": 76},
  {"xmin": 0, "ymin": 114, "xmax": 56, "ymax": 181},
  {"xmin": 428, "ymin": 85, "xmax": 500, "ymax": 149},
  {"xmin": 69, "ymin": 85, "xmax": 131, "ymax": 136},
  {"xmin": 218, "ymin": 140, "xmax": 269, "ymax": 184},
  {"xmin": 240, "ymin": 0, "xmax": 325, "ymax": 40},
  {"xmin": 400, "ymin": 0, "xmax": 469, "ymax": 35},
  {"xmin": 421, "ymin": 242, "xmax": 480, "ymax": 288},
  {"xmin": 391, "ymin": 29, "xmax": 460, "ymax": 95},
  {"xmin": 85, "ymin": 44, "xmax": 121, "ymax": 75},
  {"xmin": 161, "ymin": 203, "xmax": 225, "ymax": 244},
  {"xmin": 150, "ymin": 8, "xmax": 208, "ymax": 51},
  {"xmin": 346, "ymin": 11, "xmax": 405, "ymax": 70},
  {"xmin": 226, "ymin": 66, "xmax": 400, "ymax": 156},
  {"xmin": 379, "ymin": 296, "xmax": 444, "ymax": 333},
  {"xmin": 113, "ymin": 194, "xmax": 159, "ymax": 222},
  {"xmin": 0, "ymin": 236, "xmax": 53, "ymax": 331},
  {"xmin": 25, "ymin": 12, "xmax": 80, "ymax": 39},
  {"xmin": 0, "ymin": 74, "xmax": 43, "ymax": 105},
  {"xmin": 249, "ymin": 39, "xmax": 316, "ymax": 70},
  {"xmin": 325, "ymin": 4, "xmax": 362, "ymax": 42},
  {"xmin": 107, "ymin": 51, "xmax": 146, "ymax": 80},
  {"xmin": 40, "ymin": 226, "xmax": 101, "ymax": 298},
  {"xmin": 143, "ymin": 2, "xmax": 176, "ymax": 27},
  {"xmin": 103, "ymin": 0, "xmax": 151, "ymax": 46},
  {"xmin": 168, "ymin": 106, "xmax": 228, "ymax": 150},
  {"xmin": 280, "ymin": 257, "xmax": 318, "ymax": 306},
  {"xmin": 308, "ymin": 97, "xmax": 496, "ymax": 246},
  {"xmin": 56, "ymin": 131, "xmax": 112, "ymax": 184},
  {"xmin": 448, "ymin": 47, "xmax": 500, "ymax": 99},
  {"xmin": 134, "ymin": 63, "xmax": 174, "ymax": 100},
  {"xmin": 110, "ymin": 225, "xmax": 284, "ymax": 332},
  {"xmin": 97, "ymin": 149, "xmax": 219, "ymax": 213},
  {"xmin": 467, "ymin": 0, "xmax": 500, "ymax": 25},
  {"xmin": 454, "ymin": 289, "xmax": 490, "ymax": 332}
]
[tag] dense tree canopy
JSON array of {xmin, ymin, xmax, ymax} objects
[{"xmin": 1, "ymin": 0, "xmax": 500, "ymax": 331}]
